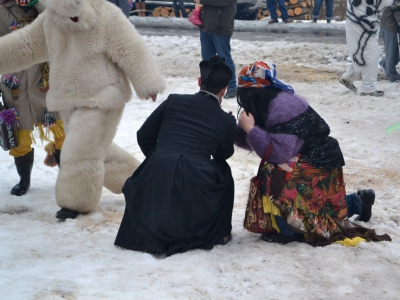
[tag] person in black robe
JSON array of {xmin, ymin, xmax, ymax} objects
[{"xmin": 115, "ymin": 55, "xmax": 236, "ymax": 256}]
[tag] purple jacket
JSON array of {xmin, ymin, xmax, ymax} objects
[{"xmin": 234, "ymin": 92, "xmax": 308, "ymax": 164}]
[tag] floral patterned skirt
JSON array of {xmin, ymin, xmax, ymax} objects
[{"xmin": 260, "ymin": 160, "xmax": 391, "ymax": 245}]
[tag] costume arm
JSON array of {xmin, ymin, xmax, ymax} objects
[
  {"xmin": 234, "ymin": 124, "xmax": 251, "ymax": 150},
  {"xmin": 0, "ymin": 12, "xmax": 48, "ymax": 75},
  {"xmin": 246, "ymin": 126, "xmax": 304, "ymax": 164},
  {"xmin": 137, "ymin": 100, "xmax": 168, "ymax": 156},
  {"xmin": 213, "ymin": 116, "xmax": 235, "ymax": 160},
  {"xmin": 106, "ymin": 11, "xmax": 166, "ymax": 100},
  {"xmin": 200, "ymin": 0, "xmax": 233, "ymax": 6}
]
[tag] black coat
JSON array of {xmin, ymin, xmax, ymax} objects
[
  {"xmin": 200, "ymin": 0, "xmax": 237, "ymax": 36},
  {"xmin": 115, "ymin": 91, "xmax": 236, "ymax": 256}
]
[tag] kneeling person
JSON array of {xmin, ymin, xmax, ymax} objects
[{"xmin": 115, "ymin": 55, "xmax": 236, "ymax": 256}]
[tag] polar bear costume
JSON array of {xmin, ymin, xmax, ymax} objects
[{"xmin": 0, "ymin": 0, "xmax": 166, "ymax": 218}]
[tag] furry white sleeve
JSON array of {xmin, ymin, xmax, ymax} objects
[
  {"xmin": 0, "ymin": 12, "xmax": 49, "ymax": 75},
  {"xmin": 105, "ymin": 11, "xmax": 166, "ymax": 100}
]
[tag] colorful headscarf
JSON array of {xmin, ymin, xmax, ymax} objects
[{"xmin": 237, "ymin": 61, "xmax": 294, "ymax": 94}]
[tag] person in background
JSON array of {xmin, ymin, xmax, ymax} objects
[
  {"xmin": 235, "ymin": 61, "xmax": 391, "ymax": 245},
  {"xmin": 0, "ymin": 0, "xmax": 65, "ymax": 196},
  {"xmin": 267, "ymin": 0, "xmax": 291, "ymax": 24},
  {"xmin": 108, "ymin": 0, "xmax": 132, "ymax": 17},
  {"xmin": 196, "ymin": 0, "xmax": 237, "ymax": 99},
  {"xmin": 173, "ymin": 0, "xmax": 188, "ymax": 18},
  {"xmin": 379, "ymin": 3, "xmax": 400, "ymax": 83},
  {"xmin": 311, "ymin": 0, "xmax": 334, "ymax": 23},
  {"xmin": 338, "ymin": 0, "xmax": 395, "ymax": 96},
  {"xmin": 134, "ymin": 0, "xmax": 146, "ymax": 17},
  {"xmin": 115, "ymin": 55, "xmax": 236, "ymax": 256}
]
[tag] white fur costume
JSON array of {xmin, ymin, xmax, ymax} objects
[{"xmin": 0, "ymin": 0, "xmax": 166, "ymax": 212}]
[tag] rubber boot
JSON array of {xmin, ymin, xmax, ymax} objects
[
  {"xmin": 189, "ymin": 9, "xmax": 202, "ymax": 26},
  {"xmin": 11, "ymin": 149, "xmax": 34, "ymax": 196},
  {"xmin": 54, "ymin": 149, "xmax": 61, "ymax": 168}
]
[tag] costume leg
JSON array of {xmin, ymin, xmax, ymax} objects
[
  {"xmin": 359, "ymin": 44, "xmax": 380, "ymax": 94},
  {"xmin": 56, "ymin": 107, "xmax": 124, "ymax": 213},
  {"xmin": 103, "ymin": 142, "xmax": 141, "ymax": 194}
]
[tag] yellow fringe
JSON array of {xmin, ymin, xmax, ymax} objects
[
  {"xmin": 36, "ymin": 120, "xmax": 65, "ymax": 149},
  {"xmin": 9, "ymin": 130, "xmax": 33, "ymax": 157},
  {"xmin": 262, "ymin": 195, "xmax": 282, "ymax": 233},
  {"xmin": 335, "ymin": 237, "xmax": 366, "ymax": 247}
]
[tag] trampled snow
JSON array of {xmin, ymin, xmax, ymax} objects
[{"xmin": 1, "ymin": 16, "xmax": 399, "ymax": 299}]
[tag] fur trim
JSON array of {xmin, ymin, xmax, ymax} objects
[
  {"xmin": 103, "ymin": 143, "xmax": 141, "ymax": 194},
  {"xmin": 56, "ymin": 159, "xmax": 104, "ymax": 212}
]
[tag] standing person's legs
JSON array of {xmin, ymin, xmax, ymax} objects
[
  {"xmin": 55, "ymin": 106, "xmax": 124, "ymax": 215},
  {"xmin": 276, "ymin": 0, "xmax": 289, "ymax": 21},
  {"xmin": 212, "ymin": 34, "xmax": 236, "ymax": 92},
  {"xmin": 200, "ymin": 31, "xmax": 216, "ymax": 61},
  {"xmin": 178, "ymin": 0, "xmax": 188, "ymax": 17},
  {"xmin": 381, "ymin": 28, "xmax": 400, "ymax": 82},
  {"xmin": 172, "ymin": 0, "xmax": 179, "ymax": 17},
  {"xmin": 266, "ymin": 0, "xmax": 278, "ymax": 21},
  {"xmin": 325, "ymin": 0, "xmax": 333, "ymax": 21},
  {"xmin": 312, "ymin": 0, "xmax": 323, "ymax": 21}
]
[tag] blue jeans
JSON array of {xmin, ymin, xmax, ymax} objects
[
  {"xmin": 267, "ymin": 0, "xmax": 289, "ymax": 21},
  {"xmin": 380, "ymin": 27, "xmax": 400, "ymax": 82},
  {"xmin": 200, "ymin": 31, "xmax": 236, "ymax": 91},
  {"xmin": 276, "ymin": 193, "xmax": 362, "ymax": 235},
  {"xmin": 312, "ymin": 0, "xmax": 334, "ymax": 20},
  {"xmin": 172, "ymin": 0, "xmax": 188, "ymax": 18}
]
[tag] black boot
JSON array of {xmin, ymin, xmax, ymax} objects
[
  {"xmin": 355, "ymin": 189, "xmax": 375, "ymax": 222},
  {"xmin": 56, "ymin": 208, "xmax": 79, "ymax": 220},
  {"xmin": 54, "ymin": 149, "xmax": 61, "ymax": 167},
  {"xmin": 11, "ymin": 149, "xmax": 34, "ymax": 196},
  {"xmin": 312, "ymin": 18, "xmax": 317, "ymax": 23}
]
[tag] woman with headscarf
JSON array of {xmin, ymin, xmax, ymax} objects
[{"xmin": 235, "ymin": 61, "xmax": 391, "ymax": 246}]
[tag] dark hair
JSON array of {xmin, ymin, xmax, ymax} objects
[
  {"xmin": 237, "ymin": 86, "xmax": 281, "ymax": 129},
  {"xmin": 200, "ymin": 83, "xmax": 226, "ymax": 95}
]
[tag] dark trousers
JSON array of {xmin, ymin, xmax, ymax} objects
[
  {"xmin": 173, "ymin": 0, "xmax": 188, "ymax": 18},
  {"xmin": 200, "ymin": 31, "xmax": 237, "ymax": 90},
  {"xmin": 380, "ymin": 27, "xmax": 400, "ymax": 82}
]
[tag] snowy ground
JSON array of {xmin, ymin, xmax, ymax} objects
[{"xmin": 1, "ymin": 19, "xmax": 400, "ymax": 299}]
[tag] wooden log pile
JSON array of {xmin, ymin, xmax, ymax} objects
[{"xmin": 152, "ymin": 6, "xmax": 191, "ymax": 18}]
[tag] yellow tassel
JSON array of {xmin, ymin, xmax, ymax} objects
[
  {"xmin": 44, "ymin": 141, "xmax": 56, "ymax": 155},
  {"xmin": 262, "ymin": 195, "xmax": 282, "ymax": 233},
  {"xmin": 43, "ymin": 141, "xmax": 57, "ymax": 167},
  {"xmin": 335, "ymin": 237, "xmax": 366, "ymax": 247}
]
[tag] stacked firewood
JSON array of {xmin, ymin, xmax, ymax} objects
[
  {"xmin": 151, "ymin": 6, "xmax": 191, "ymax": 18},
  {"xmin": 258, "ymin": 0, "xmax": 315, "ymax": 21}
]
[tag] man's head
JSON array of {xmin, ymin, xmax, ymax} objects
[{"xmin": 198, "ymin": 55, "xmax": 232, "ymax": 97}]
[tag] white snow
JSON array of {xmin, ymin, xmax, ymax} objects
[{"xmin": 1, "ymin": 17, "xmax": 400, "ymax": 299}]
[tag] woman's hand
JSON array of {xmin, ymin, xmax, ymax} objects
[{"xmin": 238, "ymin": 111, "xmax": 255, "ymax": 134}]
